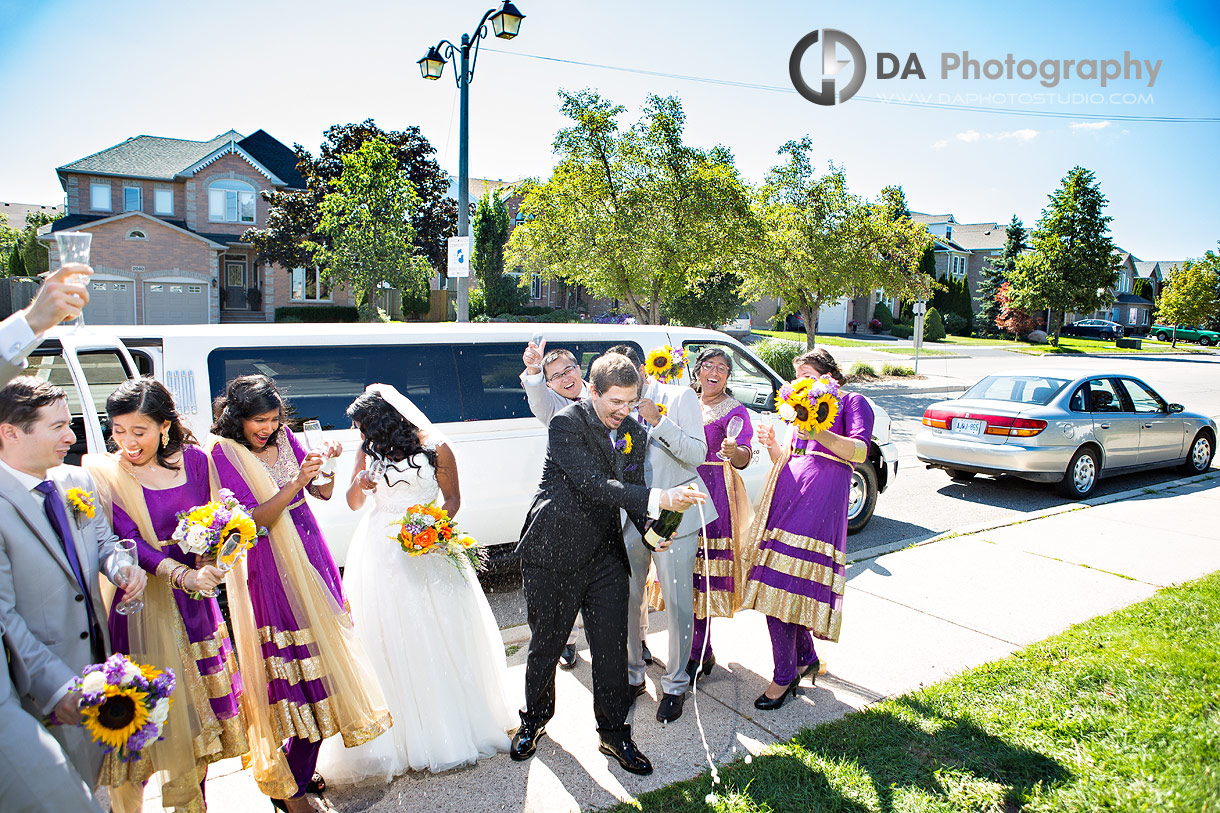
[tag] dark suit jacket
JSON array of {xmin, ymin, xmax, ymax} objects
[{"xmin": 517, "ymin": 399, "xmax": 650, "ymax": 574}]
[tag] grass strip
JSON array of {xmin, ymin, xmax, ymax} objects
[{"xmin": 606, "ymin": 571, "xmax": 1220, "ymax": 812}]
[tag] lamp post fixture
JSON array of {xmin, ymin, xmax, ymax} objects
[{"xmin": 418, "ymin": 1, "xmax": 525, "ymax": 322}]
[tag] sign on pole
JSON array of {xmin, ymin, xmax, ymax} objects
[{"xmin": 447, "ymin": 236, "xmax": 472, "ymax": 278}]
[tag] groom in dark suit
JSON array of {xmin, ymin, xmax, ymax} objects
[{"xmin": 513, "ymin": 353, "xmax": 704, "ymax": 776}]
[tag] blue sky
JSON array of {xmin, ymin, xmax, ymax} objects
[{"xmin": 2, "ymin": 0, "xmax": 1216, "ymax": 260}]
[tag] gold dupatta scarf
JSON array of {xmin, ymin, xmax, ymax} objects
[
  {"xmin": 208, "ymin": 437, "xmax": 391, "ymax": 798},
  {"xmin": 83, "ymin": 452, "xmax": 241, "ymax": 813}
]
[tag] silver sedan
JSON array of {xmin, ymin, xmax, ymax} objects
[{"xmin": 915, "ymin": 370, "xmax": 1216, "ymax": 498}]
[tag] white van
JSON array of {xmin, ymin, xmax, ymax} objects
[{"xmin": 30, "ymin": 323, "xmax": 898, "ymax": 569}]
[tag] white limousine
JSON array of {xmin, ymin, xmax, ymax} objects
[{"xmin": 32, "ymin": 323, "xmax": 898, "ymax": 569}]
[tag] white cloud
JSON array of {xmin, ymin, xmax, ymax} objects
[
  {"xmin": 956, "ymin": 130, "xmax": 981, "ymax": 143},
  {"xmin": 935, "ymin": 128, "xmax": 1038, "ymax": 148},
  {"xmin": 932, "ymin": 139, "xmax": 949, "ymax": 150},
  {"xmin": 995, "ymin": 129, "xmax": 1039, "ymax": 141},
  {"xmin": 1071, "ymin": 121, "xmax": 1112, "ymax": 130}
]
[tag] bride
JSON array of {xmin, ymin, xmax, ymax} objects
[{"xmin": 317, "ymin": 384, "xmax": 516, "ymax": 782}]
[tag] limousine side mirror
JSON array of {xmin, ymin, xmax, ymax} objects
[{"xmin": 1168, "ymin": 403, "xmax": 1184, "ymax": 414}]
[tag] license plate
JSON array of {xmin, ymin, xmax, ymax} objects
[{"xmin": 952, "ymin": 418, "xmax": 985, "ymax": 436}]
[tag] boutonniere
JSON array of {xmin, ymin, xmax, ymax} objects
[
  {"xmin": 613, "ymin": 432, "xmax": 633, "ymax": 455},
  {"xmin": 65, "ymin": 487, "xmax": 96, "ymax": 524},
  {"xmin": 656, "ymin": 403, "xmax": 668, "ymax": 418}
]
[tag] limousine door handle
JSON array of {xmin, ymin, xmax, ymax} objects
[
  {"xmin": 1098, "ymin": 423, "xmax": 1110, "ymax": 430},
  {"xmin": 1142, "ymin": 422, "xmax": 1153, "ymax": 429}
]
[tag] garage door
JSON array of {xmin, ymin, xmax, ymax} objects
[
  {"xmin": 84, "ymin": 280, "xmax": 136, "ymax": 325},
  {"xmin": 144, "ymin": 282, "xmax": 208, "ymax": 325},
  {"xmin": 817, "ymin": 297, "xmax": 849, "ymax": 334}
]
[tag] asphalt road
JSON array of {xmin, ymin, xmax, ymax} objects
[{"xmin": 484, "ymin": 342, "xmax": 1220, "ymax": 628}]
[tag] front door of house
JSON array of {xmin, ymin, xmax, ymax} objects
[{"xmin": 225, "ymin": 259, "xmax": 246, "ymax": 310}]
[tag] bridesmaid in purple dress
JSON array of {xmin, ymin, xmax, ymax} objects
[
  {"xmin": 210, "ymin": 375, "xmax": 389, "ymax": 813},
  {"xmin": 687, "ymin": 347, "xmax": 754, "ymax": 682},
  {"xmin": 742, "ymin": 349, "xmax": 874, "ymax": 710},
  {"xmin": 84, "ymin": 377, "xmax": 245, "ymax": 812}
]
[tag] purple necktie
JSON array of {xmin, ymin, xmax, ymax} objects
[{"xmin": 35, "ymin": 481, "xmax": 99, "ymax": 640}]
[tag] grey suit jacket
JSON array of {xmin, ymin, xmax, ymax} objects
[
  {"xmin": 520, "ymin": 369, "xmax": 590, "ymax": 426},
  {"xmin": 635, "ymin": 380, "xmax": 718, "ymax": 537},
  {"xmin": 0, "ymin": 463, "xmax": 123, "ymax": 785}
]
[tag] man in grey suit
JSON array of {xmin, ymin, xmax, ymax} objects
[
  {"xmin": 0, "ymin": 264, "xmax": 91, "ymax": 387},
  {"xmin": 609, "ymin": 345, "xmax": 717, "ymax": 724},
  {"xmin": 0, "ymin": 376, "xmax": 146, "ymax": 802}
]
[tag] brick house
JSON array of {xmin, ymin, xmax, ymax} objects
[{"xmin": 40, "ymin": 129, "xmax": 351, "ymax": 324}]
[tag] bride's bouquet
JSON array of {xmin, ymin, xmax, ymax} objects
[
  {"xmin": 391, "ymin": 502, "xmax": 487, "ymax": 573},
  {"xmin": 67, "ymin": 653, "xmax": 175, "ymax": 763}
]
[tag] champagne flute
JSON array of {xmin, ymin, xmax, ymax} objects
[
  {"xmin": 717, "ymin": 415, "xmax": 746, "ymax": 461},
  {"xmin": 302, "ymin": 419, "xmax": 336, "ymax": 479},
  {"xmin": 54, "ymin": 231, "xmax": 91, "ymax": 329},
  {"xmin": 364, "ymin": 458, "xmax": 386, "ymax": 492},
  {"xmin": 197, "ymin": 534, "xmax": 243, "ymax": 599},
  {"xmin": 114, "ymin": 539, "xmax": 143, "ymax": 615}
]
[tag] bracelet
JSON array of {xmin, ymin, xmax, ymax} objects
[{"xmin": 170, "ymin": 564, "xmax": 192, "ymax": 592}]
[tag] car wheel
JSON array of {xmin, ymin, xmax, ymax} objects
[
  {"xmin": 1200, "ymin": 337, "xmax": 1212, "ymax": 346},
  {"xmin": 1180, "ymin": 432, "xmax": 1214, "ymax": 475},
  {"xmin": 947, "ymin": 468, "xmax": 976, "ymax": 482},
  {"xmin": 1155, "ymin": 332, "xmax": 1169, "ymax": 341},
  {"xmin": 1057, "ymin": 446, "xmax": 1100, "ymax": 499},
  {"xmin": 846, "ymin": 460, "xmax": 879, "ymax": 535}
]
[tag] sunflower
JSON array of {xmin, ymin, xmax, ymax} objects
[
  {"xmin": 66, "ymin": 487, "xmax": 96, "ymax": 519},
  {"xmin": 82, "ymin": 685, "xmax": 149, "ymax": 751},
  {"xmin": 809, "ymin": 392, "xmax": 840, "ymax": 433},
  {"xmin": 622, "ymin": 432, "xmax": 633, "ymax": 455},
  {"xmin": 645, "ymin": 347, "xmax": 673, "ymax": 378}
]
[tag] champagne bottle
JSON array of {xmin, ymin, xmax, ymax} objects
[{"xmin": 642, "ymin": 485, "xmax": 695, "ymax": 550}]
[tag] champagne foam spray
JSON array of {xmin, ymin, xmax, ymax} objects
[{"xmin": 692, "ymin": 498, "xmax": 719, "ymax": 786}]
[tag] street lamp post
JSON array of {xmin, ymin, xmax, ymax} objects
[{"xmin": 418, "ymin": 1, "xmax": 525, "ymax": 322}]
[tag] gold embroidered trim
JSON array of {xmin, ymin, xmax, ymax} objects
[
  {"xmin": 201, "ymin": 669, "xmax": 239, "ymax": 700},
  {"xmin": 750, "ymin": 548, "xmax": 845, "ymax": 595},
  {"xmin": 693, "ymin": 588, "xmax": 737, "ymax": 620},
  {"xmin": 761, "ymin": 528, "xmax": 848, "ymax": 567},
  {"xmin": 262, "ymin": 654, "xmax": 324, "ymax": 686},
  {"xmin": 743, "ymin": 581, "xmax": 842, "ymax": 641},
  {"xmin": 257, "ymin": 625, "xmax": 317, "ymax": 648},
  {"xmin": 692, "ymin": 556, "xmax": 734, "ymax": 579},
  {"xmin": 700, "ymin": 396, "xmax": 743, "ymax": 425},
  {"xmin": 287, "ymin": 495, "xmax": 307, "ymax": 510},
  {"xmin": 695, "ymin": 534, "xmax": 734, "ymax": 554},
  {"xmin": 341, "ymin": 712, "xmax": 394, "ymax": 748},
  {"xmin": 269, "ymin": 695, "xmax": 339, "ymax": 743},
  {"xmin": 791, "ymin": 447, "xmax": 851, "ymax": 467}
]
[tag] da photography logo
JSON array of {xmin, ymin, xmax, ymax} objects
[{"xmin": 789, "ymin": 29, "xmax": 865, "ymax": 106}]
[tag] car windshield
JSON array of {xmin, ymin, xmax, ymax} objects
[{"xmin": 961, "ymin": 375, "xmax": 1070, "ymax": 405}]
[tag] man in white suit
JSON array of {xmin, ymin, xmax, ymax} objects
[
  {"xmin": 0, "ymin": 376, "xmax": 146, "ymax": 802},
  {"xmin": 0, "ymin": 265, "xmax": 92, "ymax": 388},
  {"xmin": 608, "ymin": 345, "xmax": 717, "ymax": 724}
]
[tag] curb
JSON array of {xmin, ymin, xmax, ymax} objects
[{"xmin": 850, "ymin": 381, "xmax": 968, "ymax": 396}]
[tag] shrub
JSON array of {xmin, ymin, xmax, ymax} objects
[
  {"xmin": 848, "ymin": 361, "xmax": 878, "ymax": 381},
  {"xmin": 754, "ymin": 338, "xmax": 803, "ymax": 380},
  {"xmin": 274, "ymin": 305, "xmax": 359, "ymax": 323},
  {"xmin": 923, "ymin": 307, "xmax": 947, "ymax": 342},
  {"xmin": 518, "ymin": 305, "xmax": 554, "ymax": 316},
  {"xmin": 881, "ymin": 363, "xmax": 915, "ymax": 377},
  {"xmin": 536, "ymin": 309, "xmax": 580, "ymax": 323},
  {"xmin": 468, "ymin": 286, "xmax": 486, "ymax": 319},
  {"xmin": 873, "ymin": 302, "xmax": 895, "ymax": 331},
  {"xmin": 943, "ymin": 312, "xmax": 970, "ymax": 336},
  {"xmin": 890, "ymin": 323, "xmax": 914, "ymax": 339},
  {"xmin": 869, "ymin": 318, "xmax": 883, "ymax": 333}
]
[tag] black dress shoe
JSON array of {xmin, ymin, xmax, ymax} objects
[
  {"xmin": 510, "ymin": 722, "xmax": 547, "ymax": 761},
  {"xmin": 642, "ymin": 642, "xmax": 654, "ymax": 665},
  {"xmin": 598, "ymin": 735, "xmax": 654, "ymax": 775},
  {"xmin": 800, "ymin": 659, "xmax": 820, "ymax": 684},
  {"xmin": 753, "ymin": 679, "xmax": 800, "ymax": 711},
  {"xmin": 656, "ymin": 691, "xmax": 686, "ymax": 723},
  {"xmin": 629, "ymin": 681, "xmax": 647, "ymax": 704},
  {"xmin": 685, "ymin": 651, "xmax": 716, "ymax": 684},
  {"xmin": 559, "ymin": 643, "xmax": 578, "ymax": 670}
]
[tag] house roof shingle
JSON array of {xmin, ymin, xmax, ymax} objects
[
  {"xmin": 1133, "ymin": 261, "xmax": 1161, "ymax": 279},
  {"xmin": 57, "ymin": 131, "xmax": 240, "ymax": 183},
  {"xmin": 944, "ymin": 222, "xmax": 1005, "ymax": 251},
  {"xmin": 1, "ymin": 201, "xmax": 63, "ymax": 227},
  {"xmin": 238, "ymin": 130, "xmax": 306, "ymax": 190}
]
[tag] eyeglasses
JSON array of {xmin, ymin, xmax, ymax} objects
[
  {"xmin": 545, "ymin": 364, "xmax": 579, "ymax": 383},
  {"xmin": 699, "ymin": 362, "xmax": 731, "ymax": 374}
]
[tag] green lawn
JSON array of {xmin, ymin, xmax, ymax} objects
[
  {"xmin": 1011, "ymin": 336, "xmax": 1210, "ymax": 355},
  {"xmin": 752, "ymin": 331, "xmax": 954, "ymax": 355},
  {"xmin": 607, "ymin": 571, "xmax": 1220, "ymax": 813}
]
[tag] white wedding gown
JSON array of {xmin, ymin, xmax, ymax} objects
[{"xmin": 317, "ymin": 452, "xmax": 516, "ymax": 781}]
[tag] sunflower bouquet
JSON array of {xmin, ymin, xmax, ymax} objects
[
  {"xmin": 172, "ymin": 488, "xmax": 265, "ymax": 565},
  {"xmin": 69, "ymin": 653, "xmax": 175, "ymax": 762},
  {"xmin": 391, "ymin": 501, "xmax": 487, "ymax": 573},
  {"xmin": 644, "ymin": 345, "xmax": 687, "ymax": 384},
  {"xmin": 776, "ymin": 376, "xmax": 841, "ymax": 434}
]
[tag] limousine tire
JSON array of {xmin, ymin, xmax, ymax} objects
[
  {"xmin": 1180, "ymin": 431, "xmax": 1214, "ymax": 475},
  {"xmin": 846, "ymin": 460, "xmax": 878, "ymax": 535},
  {"xmin": 1057, "ymin": 446, "xmax": 1100, "ymax": 499}
]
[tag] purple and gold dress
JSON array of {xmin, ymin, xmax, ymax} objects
[
  {"xmin": 690, "ymin": 396, "xmax": 754, "ymax": 660},
  {"xmin": 210, "ymin": 426, "xmax": 349, "ymax": 796},
  {"xmin": 742, "ymin": 391, "xmax": 874, "ymax": 683}
]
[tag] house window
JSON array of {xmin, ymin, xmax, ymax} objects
[
  {"xmin": 531, "ymin": 274, "xmax": 542, "ymax": 299},
  {"xmin": 290, "ymin": 267, "xmax": 332, "ymax": 302},
  {"xmin": 92, "ymin": 282, "xmax": 106, "ymax": 291},
  {"xmin": 149, "ymin": 284, "xmax": 164, "ymax": 292},
  {"xmin": 208, "ymin": 180, "xmax": 256, "ymax": 224},
  {"xmin": 170, "ymin": 285, "xmax": 184, "ymax": 293},
  {"xmin": 123, "ymin": 186, "xmax": 142, "ymax": 212},
  {"xmin": 114, "ymin": 283, "xmax": 128, "ymax": 292},
  {"xmin": 90, "ymin": 183, "xmax": 112, "ymax": 211},
  {"xmin": 126, "ymin": 229, "xmax": 148, "ymax": 241},
  {"xmin": 154, "ymin": 188, "xmax": 173, "ymax": 215},
  {"xmin": 949, "ymin": 256, "xmax": 966, "ymax": 281},
  {"xmin": 188, "ymin": 285, "xmax": 202, "ymax": 294}
]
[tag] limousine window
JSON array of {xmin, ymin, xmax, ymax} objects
[
  {"xmin": 208, "ymin": 345, "xmax": 461, "ymax": 430},
  {"xmin": 28, "ymin": 348, "xmax": 133, "ymax": 464},
  {"xmin": 682, "ymin": 341, "xmax": 777, "ymax": 413}
]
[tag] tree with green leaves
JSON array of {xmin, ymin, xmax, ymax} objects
[
  {"xmin": 978, "ymin": 216, "xmax": 1025, "ymax": 336},
  {"xmin": 247, "ymin": 119, "xmax": 456, "ymax": 288},
  {"xmin": 1007, "ymin": 167, "xmax": 1120, "ymax": 345},
  {"xmin": 8, "ymin": 244, "xmax": 26, "ymax": 276},
  {"xmin": 506, "ymin": 90, "xmax": 756, "ymax": 324},
  {"xmin": 307, "ymin": 138, "xmax": 432, "ymax": 322},
  {"xmin": 662, "ymin": 269, "xmax": 745, "ymax": 328},
  {"xmin": 744, "ymin": 137, "xmax": 933, "ymax": 347},
  {"xmin": 471, "ymin": 190, "xmax": 523, "ymax": 315},
  {"xmin": 1157, "ymin": 256, "xmax": 1220, "ymax": 347}
]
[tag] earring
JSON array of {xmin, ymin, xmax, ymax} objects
[{"xmin": 161, "ymin": 427, "xmax": 171, "ymax": 448}]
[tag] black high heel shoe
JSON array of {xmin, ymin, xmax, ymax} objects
[
  {"xmin": 685, "ymin": 652, "xmax": 716, "ymax": 684},
  {"xmin": 754, "ymin": 679, "xmax": 800, "ymax": 710},
  {"xmin": 800, "ymin": 659, "xmax": 820, "ymax": 685},
  {"xmin": 270, "ymin": 800, "xmax": 288, "ymax": 812}
]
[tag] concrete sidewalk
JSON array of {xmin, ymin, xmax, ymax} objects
[{"xmin": 188, "ymin": 471, "xmax": 1220, "ymax": 812}]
